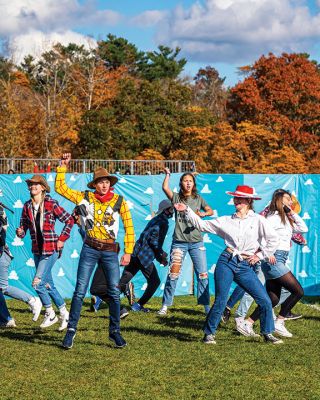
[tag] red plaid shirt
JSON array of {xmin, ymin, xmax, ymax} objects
[{"xmin": 19, "ymin": 195, "xmax": 74, "ymax": 255}]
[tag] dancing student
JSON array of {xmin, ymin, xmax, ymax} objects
[
  {"xmin": 238, "ymin": 189, "xmax": 308, "ymax": 338},
  {"xmin": 16, "ymin": 175, "xmax": 73, "ymax": 330},
  {"xmin": 0, "ymin": 202, "xmax": 42, "ymax": 323},
  {"xmin": 158, "ymin": 168, "xmax": 213, "ymax": 316},
  {"xmin": 56, "ymin": 153, "xmax": 134, "ymax": 349},
  {"xmin": 175, "ymin": 185, "xmax": 282, "ymax": 345},
  {"xmin": 0, "ymin": 290, "xmax": 16, "ymax": 328}
]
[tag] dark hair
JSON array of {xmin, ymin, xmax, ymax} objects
[
  {"xmin": 179, "ymin": 173, "xmax": 198, "ymax": 200},
  {"xmin": 267, "ymin": 189, "xmax": 293, "ymax": 226}
]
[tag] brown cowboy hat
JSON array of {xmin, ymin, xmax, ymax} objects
[
  {"xmin": 25, "ymin": 175, "xmax": 50, "ymax": 193},
  {"xmin": 87, "ymin": 167, "xmax": 118, "ymax": 189}
]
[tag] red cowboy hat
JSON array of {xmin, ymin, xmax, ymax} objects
[{"xmin": 226, "ymin": 185, "xmax": 261, "ymax": 200}]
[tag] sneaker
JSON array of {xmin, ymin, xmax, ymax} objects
[
  {"xmin": 203, "ymin": 334, "xmax": 216, "ymax": 344},
  {"xmin": 221, "ymin": 307, "xmax": 231, "ymax": 323},
  {"xmin": 109, "ymin": 331, "xmax": 127, "ymax": 348},
  {"xmin": 62, "ymin": 328, "xmax": 76, "ymax": 349},
  {"xmin": 58, "ymin": 311, "xmax": 69, "ymax": 332},
  {"xmin": 90, "ymin": 296, "xmax": 103, "ymax": 312},
  {"xmin": 120, "ymin": 307, "xmax": 129, "ymax": 319},
  {"xmin": 274, "ymin": 319, "xmax": 293, "ymax": 338},
  {"xmin": 131, "ymin": 302, "xmax": 150, "ymax": 313},
  {"xmin": 284, "ymin": 312, "xmax": 302, "ymax": 320},
  {"xmin": 40, "ymin": 310, "xmax": 58, "ymax": 328},
  {"xmin": 0, "ymin": 318, "xmax": 16, "ymax": 328},
  {"xmin": 264, "ymin": 333, "xmax": 284, "ymax": 345},
  {"xmin": 125, "ymin": 282, "xmax": 135, "ymax": 306},
  {"xmin": 157, "ymin": 306, "xmax": 168, "ymax": 316},
  {"xmin": 235, "ymin": 316, "xmax": 245, "ymax": 330},
  {"xmin": 29, "ymin": 297, "xmax": 42, "ymax": 322},
  {"xmin": 236, "ymin": 320, "xmax": 260, "ymax": 337}
]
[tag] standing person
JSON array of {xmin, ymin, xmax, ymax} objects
[
  {"xmin": 238, "ymin": 189, "xmax": 308, "ymax": 338},
  {"xmin": 157, "ymin": 168, "xmax": 213, "ymax": 316},
  {"xmin": 0, "ymin": 203, "xmax": 42, "ymax": 323},
  {"xmin": 175, "ymin": 185, "xmax": 282, "ymax": 345},
  {"xmin": 55, "ymin": 153, "xmax": 134, "ymax": 349},
  {"xmin": 118, "ymin": 199, "xmax": 174, "ymax": 312},
  {"xmin": 0, "ymin": 290, "xmax": 16, "ymax": 328},
  {"xmin": 16, "ymin": 175, "xmax": 73, "ymax": 330}
]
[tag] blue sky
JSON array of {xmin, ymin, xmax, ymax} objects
[{"xmin": 1, "ymin": 0, "xmax": 320, "ymax": 86}]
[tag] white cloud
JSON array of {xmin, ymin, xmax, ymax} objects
[
  {"xmin": 9, "ymin": 270, "xmax": 19, "ymax": 280},
  {"xmin": 155, "ymin": 0, "xmax": 320, "ymax": 63},
  {"xmin": 131, "ymin": 10, "xmax": 167, "ymax": 27},
  {"xmin": 144, "ymin": 187, "xmax": 154, "ymax": 194},
  {"xmin": 26, "ymin": 258, "xmax": 35, "ymax": 267}
]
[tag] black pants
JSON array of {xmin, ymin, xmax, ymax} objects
[
  {"xmin": 119, "ymin": 257, "xmax": 160, "ymax": 306},
  {"xmin": 90, "ymin": 261, "xmax": 112, "ymax": 303}
]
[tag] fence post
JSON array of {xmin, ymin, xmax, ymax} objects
[
  {"xmin": 178, "ymin": 161, "xmax": 182, "ymax": 173},
  {"xmin": 130, "ymin": 161, "xmax": 134, "ymax": 175},
  {"xmin": 83, "ymin": 160, "xmax": 86, "ymax": 174}
]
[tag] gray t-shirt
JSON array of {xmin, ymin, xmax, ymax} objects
[{"xmin": 172, "ymin": 192, "xmax": 209, "ymax": 242}]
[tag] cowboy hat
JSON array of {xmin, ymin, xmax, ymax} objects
[
  {"xmin": 155, "ymin": 199, "xmax": 173, "ymax": 215},
  {"xmin": 226, "ymin": 185, "xmax": 261, "ymax": 200},
  {"xmin": 87, "ymin": 167, "xmax": 118, "ymax": 189},
  {"xmin": 25, "ymin": 175, "xmax": 50, "ymax": 193}
]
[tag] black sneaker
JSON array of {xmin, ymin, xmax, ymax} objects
[
  {"xmin": 284, "ymin": 312, "xmax": 302, "ymax": 320},
  {"xmin": 221, "ymin": 307, "xmax": 231, "ymax": 324},
  {"xmin": 120, "ymin": 307, "xmax": 129, "ymax": 319},
  {"xmin": 62, "ymin": 328, "xmax": 76, "ymax": 349},
  {"xmin": 109, "ymin": 331, "xmax": 127, "ymax": 348},
  {"xmin": 263, "ymin": 334, "xmax": 283, "ymax": 345},
  {"xmin": 125, "ymin": 282, "xmax": 135, "ymax": 306}
]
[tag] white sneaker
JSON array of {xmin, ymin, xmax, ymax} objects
[
  {"xmin": 40, "ymin": 310, "xmax": 58, "ymax": 328},
  {"xmin": 58, "ymin": 310, "xmax": 69, "ymax": 332},
  {"xmin": 275, "ymin": 319, "xmax": 293, "ymax": 338},
  {"xmin": 236, "ymin": 320, "xmax": 260, "ymax": 337},
  {"xmin": 235, "ymin": 316, "xmax": 244, "ymax": 329},
  {"xmin": 29, "ymin": 297, "xmax": 42, "ymax": 322},
  {"xmin": 0, "ymin": 318, "xmax": 16, "ymax": 328},
  {"xmin": 157, "ymin": 306, "xmax": 168, "ymax": 315}
]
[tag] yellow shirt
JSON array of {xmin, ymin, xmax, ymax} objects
[{"xmin": 55, "ymin": 166, "xmax": 135, "ymax": 254}]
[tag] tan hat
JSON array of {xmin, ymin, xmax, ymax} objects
[
  {"xmin": 87, "ymin": 167, "xmax": 118, "ymax": 189},
  {"xmin": 25, "ymin": 175, "xmax": 50, "ymax": 193},
  {"xmin": 155, "ymin": 199, "xmax": 172, "ymax": 215}
]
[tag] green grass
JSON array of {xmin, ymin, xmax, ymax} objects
[{"xmin": 1, "ymin": 296, "xmax": 320, "ymax": 400}]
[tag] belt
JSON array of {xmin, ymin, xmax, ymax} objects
[
  {"xmin": 85, "ymin": 236, "xmax": 119, "ymax": 252},
  {"xmin": 225, "ymin": 247, "xmax": 250, "ymax": 260}
]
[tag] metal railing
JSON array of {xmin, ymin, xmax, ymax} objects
[{"xmin": 1, "ymin": 158, "xmax": 196, "ymax": 175}]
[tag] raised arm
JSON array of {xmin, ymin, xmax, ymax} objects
[
  {"xmin": 162, "ymin": 167, "xmax": 173, "ymax": 201},
  {"xmin": 55, "ymin": 153, "xmax": 84, "ymax": 204}
]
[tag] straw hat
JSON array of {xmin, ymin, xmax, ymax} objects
[
  {"xmin": 87, "ymin": 167, "xmax": 118, "ymax": 189},
  {"xmin": 226, "ymin": 185, "xmax": 261, "ymax": 200},
  {"xmin": 25, "ymin": 175, "xmax": 50, "ymax": 193}
]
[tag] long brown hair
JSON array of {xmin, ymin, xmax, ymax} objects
[
  {"xmin": 266, "ymin": 189, "xmax": 293, "ymax": 226},
  {"xmin": 179, "ymin": 173, "xmax": 198, "ymax": 200}
]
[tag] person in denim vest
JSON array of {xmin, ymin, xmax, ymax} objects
[
  {"xmin": 175, "ymin": 185, "xmax": 282, "ymax": 345},
  {"xmin": 238, "ymin": 189, "xmax": 308, "ymax": 338},
  {"xmin": 157, "ymin": 168, "xmax": 213, "ymax": 316}
]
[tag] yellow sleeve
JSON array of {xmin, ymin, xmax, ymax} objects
[
  {"xmin": 55, "ymin": 166, "xmax": 85, "ymax": 204},
  {"xmin": 120, "ymin": 199, "xmax": 135, "ymax": 254}
]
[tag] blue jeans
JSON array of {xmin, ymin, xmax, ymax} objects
[
  {"xmin": 0, "ymin": 251, "xmax": 32, "ymax": 303},
  {"xmin": 204, "ymin": 251, "xmax": 274, "ymax": 335},
  {"xmin": 68, "ymin": 244, "xmax": 121, "ymax": 333},
  {"xmin": 33, "ymin": 252, "xmax": 65, "ymax": 309},
  {"xmin": 227, "ymin": 263, "xmax": 265, "ymax": 318},
  {"xmin": 162, "ymin": 241, "xmax": 209, "ymax": 306},
  {"xmin": 0, "ymin": 290, "xmax": 11, "ymax": 323}
]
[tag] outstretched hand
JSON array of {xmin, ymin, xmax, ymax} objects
[
  {"xmin": 174, "ymin": 203, "xmax": 187, "ymax": 212},
  {"xmin": 61, "ymin": 153, "xmax": 71, "ymax": 166}
]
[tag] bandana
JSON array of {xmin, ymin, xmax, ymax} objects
[{"xmin": 94, "ymin": 188, "xmax": 114, "ymax": 203}]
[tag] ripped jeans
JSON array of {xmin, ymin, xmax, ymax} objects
[
  {"xmin": 33, "ymin": 252, "xmax": 65, "ymax": 309},
  {"xmin": 162, "ymin": 241, "xmax": 210, "ymax": 306}
]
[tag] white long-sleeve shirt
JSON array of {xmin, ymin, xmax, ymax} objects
[
  {"xmin": 185, "ymin": 207, "xmax": 279, "ymax": 260},
  {"xmin": 265, "ymin": 211, "xmax": 308, "ymax": 251}
]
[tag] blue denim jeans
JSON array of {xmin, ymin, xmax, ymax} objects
[
  {"xmin": 226, "ymin": 263, "xmax": 265, "ymax": 318},
  {"xmin": 68, "ymin": 244, "xmax": 121, "ymax": 333},
  {"xmin": 162, "ymin": 241, "xmax": 209, "ymax": 306},
  {"xmin": 204, "ymin": 251, "xmax": 274, "ymax": 335},
  {"xmin": 0, "ymin": 290, "xmax": 11, "ymax": 323},
  {"xmin": 0, "ymin": 251, "xmax": 32, "ymax": 303},
  {"xmin": 33, "ymin": 252, "xmax": 65, "ymax": 309}
]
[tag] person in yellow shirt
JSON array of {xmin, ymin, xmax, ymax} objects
[{"xmin": 55, "ymin": 153, "xmax": 134, "ymax": 349}]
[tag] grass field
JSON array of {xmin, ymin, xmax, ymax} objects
[{"xmin": 1, "ymin": 296, "xmax": 320, "ymax": 400}]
